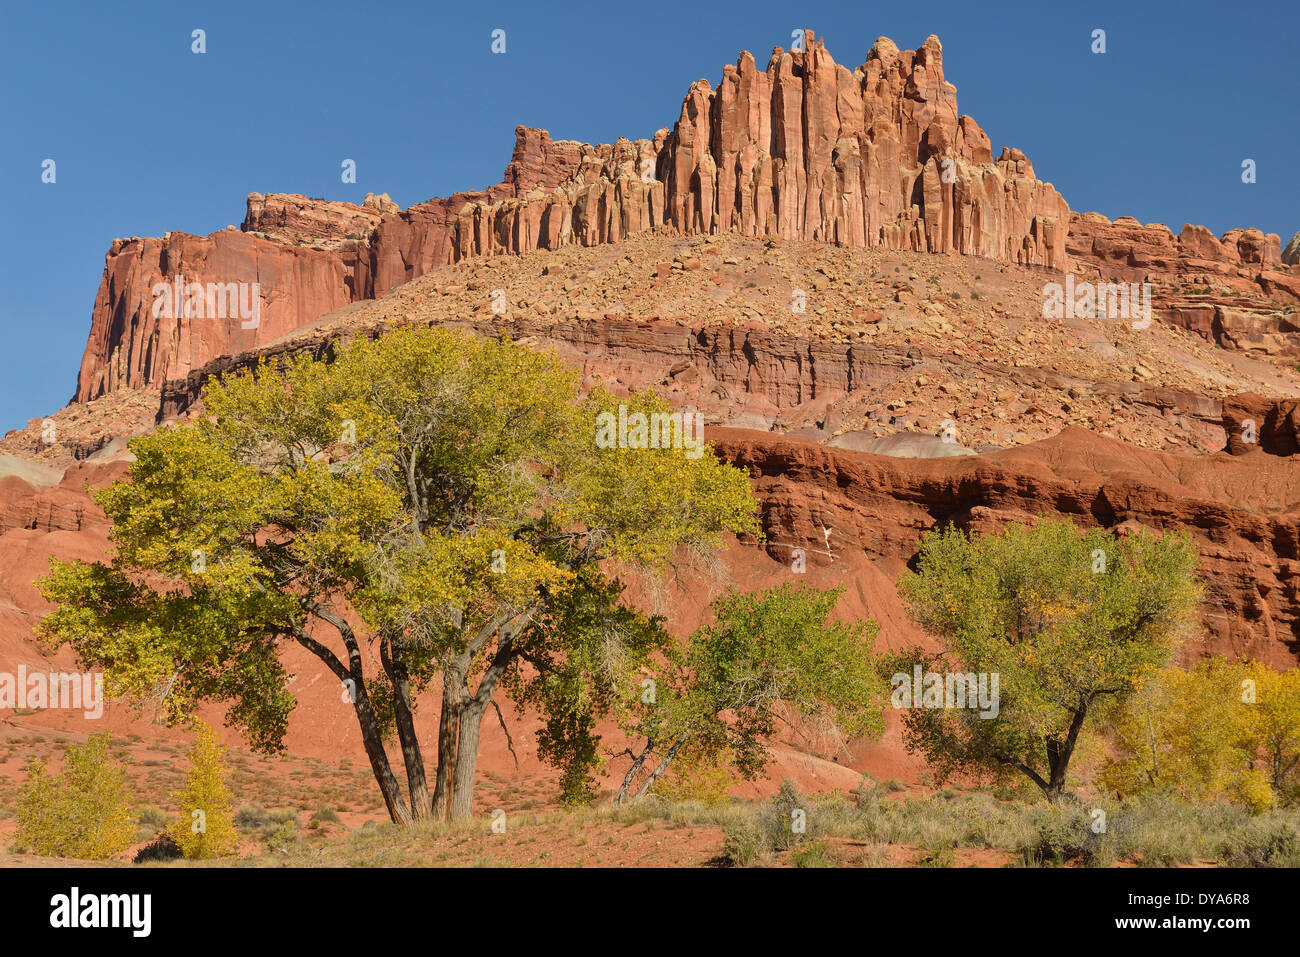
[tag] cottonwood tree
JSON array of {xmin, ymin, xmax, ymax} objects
[
  {"xmin": 1245, "ymin": 662, "xmax": 1300, "ymax": 803},
  {"xmin": 1101, "ymin": 658, "xmax": 1300, "ymax": 810},
  {"xmin": 893, "ymin": 517, "xmax": 1201, "ymax": 804},
  {"xmin": 39, "ymin": 327, "xmax": 759, "ymax": 823},
  {"xmin": 612, "ymin": 583, "xmax": 886, "ymax": 805}
]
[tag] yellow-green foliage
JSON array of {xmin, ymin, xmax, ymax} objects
[
  {"xmin": 652, "ymin": 749, "xmax": 733, "ymax": 807},
  {"xmin": 169, "ymin": 720, "xmax": 239, "ymax": 859},
  {"xmin": 14, "ymin": 734, "xmax": 135, "ymax": 859},
  {"xmin": 36, "ymin": 327, "xmax": 762, "ymax": 815},
  {"xmin": 619, "ymin": 583, "xmax": 886, "ymax": 802},
  {"xmin": 1102, "ymin": 658, "xmax": 1300, "ymax": 811},
  {"xmin": 895, "ymin": 517, "xmax": 1202, "ymax": 800},
  {"xmin": 1244, "ymin": 662, "xmax": 1300, "ymax": 804}
]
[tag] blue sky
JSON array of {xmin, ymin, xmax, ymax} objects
[{"xmin": 2, "ymin": 0, "xmax": 1296, "ymax": 433}]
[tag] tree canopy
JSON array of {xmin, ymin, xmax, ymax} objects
[
  {"xmin": 40, "ymin": 327, "xmax": 760, "ymax": 822},
  {"xmin": 1101, "ymin": 658, "xmax": 1300, "ymax": 810},
  {"xmin": 892, "ymin": 517, "xmax": 1202, "ymax": 803},
  {"xmin": 614, "ymin": 583, "xmax": 886, "ymax": 805}
]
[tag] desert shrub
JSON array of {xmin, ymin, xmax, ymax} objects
[
  {"xmin": 721, "ymin": 781, "xmax": 828, "ymax": 863},
  {"xmin": 236, "ymin": 804, "xmax": 296, "ymax": 835},
  {"xmin": 14, "ymin": 734, "xmax": 135, "ymax": 859},
  {"xmin": 1017, "ymin": 805, "xmax": 1110, "ymax": 867},
  {"xmin": 854, "ymin": 774, "xmax": 882, "ymax": 810},
  {"xmin": 134, "ymin": 804, "xmax": 169, "ymax": 841},
  {"xmin": 916, "ymin": 840, "xmax": 956, "ymax": 867},
  {"xmin": 766, "ymin": 780, "xmax": 816, "ymax": 851},
  {"xmin": 1218, "ymin": 818, "xmax": 1300, "ymax": 867},
  {"xmin": 790, "ymin": 838, "xmax": 833, "ymax": 868},
  {"xmin": 309, "ymin": 806, "xmax": 341, "ymax": 829},
  {"xmin": 235, "ymin": 803, "xmax": 272, "ymax": 832},
  {"xmin": 264, "ymin": 819, "xmax": 300, "ymax": 855},
  {"xmin": 1099, "ymin": 792, "xmax": 1232, "ymax": 866},
  {"xmin": 710, "ymin": 784, "xmax": 1300, "ymax": 868},
  {"xmin": 133, "ymin": 833, "xmax": 183, "ymax": 864},
  {"xmin": 721, "ymin": 816, "xmax": 765, "ymax": 866}
]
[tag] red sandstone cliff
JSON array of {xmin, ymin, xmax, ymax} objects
[
  {"xmin": 74, "ymin": 32, "xmax": 1075, "ymax": 402},
  {"xmin": 72, "ymin": 30, "xmax": 1299, "ymax": 400}
]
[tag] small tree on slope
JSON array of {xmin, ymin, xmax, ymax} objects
[
  {"xmin": 892, "ymin": 517, "xmax": 1201, "ymax": 804},
  {"xmin": 612, "ymin": 583, "xmax": 887, "ymax": 804}
]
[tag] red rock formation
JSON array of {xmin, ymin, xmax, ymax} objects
[
  {"xmin": 1068, "ymin": 211, "xmax": 1286, "ymax": 289},
  {"xmin": 1284, "ymin": 230, "xmax": 1300, "ymax": 266},
  {"xmin": 0, "ymin": 463, "xmax": 119, "ymax": 536},
  {"xmin": 242, "ymin": 192, "xmax": 390, "ymax": 248},
  {"xmin": 75, "ymin": 230, "xmax": 359, "ymax": 401},
  {"xmin": 712, "ymin": 427, "xmax": 1300, "ymax": 667},
  {"xmin": 1223, "ymin": 393, "xmax": 1300, "ymax": 455},
  {"xmin": 450, "ymin": 34, "xmax": 1069, "ymax": 269},
  {"xmin": 75, "ymin": 32, "xmax": 1072, "ymax": 402},
  {"xmin": 1067, "ymin": 211, "xmax": 1300, "ymax": 354},
  {"xmin": 154, "ymin": 311, "xmax": 1234, "ymax": 459}
]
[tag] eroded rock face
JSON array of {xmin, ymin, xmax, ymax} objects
[
  {"xmin": 75, "ymin": 32, "xmax": 1073, "ymax": 402},
  {"xmin": 1223, "ymin": 393, "xmax": 1300, "ymax": 455},
  {"xmin": 449, "ymin": 34, "xmax": 1070, "ymax": 270},
  {"xmin": 1067, "ymin": 211, "xmax": 1300, "ymax": 355},
  {"xmin": 152, "ymin": 309, "xmax": 1236, "ymax": 459},
  {"xmin": 711, "ymin": 427, "xmax": 1300, "ymax": 666},
  {"xmin": 242, "ymin": 192, "xmax": 388, "ymax": 248},
  {"xmin": 75, "ymin": 231, "xmax": 358, "ymax": 400},
  {"xmin": 1068, "ymin": 212, "xmax": 1286, "ymax": 287}
]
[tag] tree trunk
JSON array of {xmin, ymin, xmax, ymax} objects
[
  {"xmin": 435, "ymin": 615, "xmax": 530, "ymax": 819},
  {"xmin": 293, "ymin": 617, "xmax": 412, "ymax": 825},
  {"xmin": 449, "ymin": 701, "xmax": 487, "ymax": 819},
  {"xmin": 445, "ymin": 629, "xmax": 517, "ymax": 818},
  {"xmin": 351, "ymin": 682, "xmax": 414, "ymax": 824},
  {"xmin": 1043, "ymin": 703, "xmax": 1090, "ymax": 805},
  {"xmin": 632, "ymin": 734, "xmax": 689, "ymax": 802},
  {"xmin": 432, "ymin": 667, "xmax": 463, "ymax": 820},
  {"xmin": 382, "ymin": 635, "xmax": 430, "ymax": 820},
  {"xmin": 615, "ymin": 742, "xmax": 655, "ymax": 806}
]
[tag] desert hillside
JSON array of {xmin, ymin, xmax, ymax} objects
[{"xmin": 1, "ymin": 31, "xmax": 1298, "ymax": 858}]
